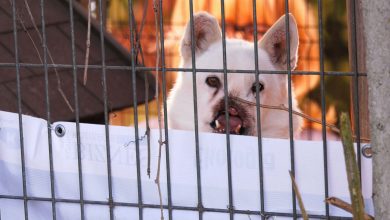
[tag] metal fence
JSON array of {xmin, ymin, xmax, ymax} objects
[{"xmin": 0, "ymin": 0, "xmax": 367, "ymax": 219}]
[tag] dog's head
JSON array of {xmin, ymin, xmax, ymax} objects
[{"xmin": 167, "ymin": 12, "xmax": 302, "ymax": 138}]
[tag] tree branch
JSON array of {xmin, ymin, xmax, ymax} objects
[
  {"xmin": 231, "ymin": 97, "xmax": 370, "ymax": 142},
  {"xmin": 339, "ymin": 113, "xmax": 366, "ymax": 220}
]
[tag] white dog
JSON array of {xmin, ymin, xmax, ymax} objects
[{"xmin": 167, "ymin": 12, "xmax": 302, "ymax": 138}]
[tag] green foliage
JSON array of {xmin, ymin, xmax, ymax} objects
[
  {"xmin": 107, "ymin": 0, "xmax": 130, "ymax": 27},
  {"xmin": 304, "ymin": 75, "xmax": 351, "ymax": 120},
  {"xmin": 305, "ymin": 0, "xmax": 351, "ymax": 124}
]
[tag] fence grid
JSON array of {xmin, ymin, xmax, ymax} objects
[{"xmin": 0, "ymin": 0, "xmax": 366, "ymax": 219}]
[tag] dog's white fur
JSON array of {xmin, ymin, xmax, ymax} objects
[{"xmin": 167, "ymin": 12, "xmax": 302, "ymax": 138}]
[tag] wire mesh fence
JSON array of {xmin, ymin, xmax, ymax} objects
[{"xmin": 0, "ymin": 0, "xmax": 369, "ymax": 219}]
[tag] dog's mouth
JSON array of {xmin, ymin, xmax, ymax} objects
[{"xmin": 209, "ymin": 106, "xmax": 246, "ymax": 135}]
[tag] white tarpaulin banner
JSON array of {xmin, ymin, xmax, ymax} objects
[{"xmin": 0, "ymin": 110, "xmax": 373, "ymax": 219}]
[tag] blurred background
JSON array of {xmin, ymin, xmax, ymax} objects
[{"xmin": 77, "ymin": 0, "xmax": 353, "ymax": 140}]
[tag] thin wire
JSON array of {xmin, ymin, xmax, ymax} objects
[
  {"xmin": 220, "ymin": 1, "xmax": 235, "ymax": 219},
  {"xmin": 317, "ymin": 0, "xmax": 330, "ymax": 218},
  {"xmin": 349, "ymin": 0, "xmax": 362, "ymax": 178},
  {"xmin": 158, "ymin": 0, "xmax": 173, "ymax": 219},
  {"xmin": 188, "ymin": 1, "xmax": 204, "ymax": 220},
  {"xmin": 130, "ymin": 0, "xmax": 152, "ymax": 178},
  {"xmin": 96, "ymin": 0, "xmax": 114, "ymax": 218},
  {"xmin": 251, "ymin": 0, "xmax": 266, "ymax": 219},
  {"xmin": 0, "ymin": 193, "xmax": 356, "ymax": 219},
  {"xmin": 67, "ymin": 0, "xmax": 85, "ymax": 218},
  {"xmin": 40, "ymin": 0, "xmax": 57, "ymax": 218},
  {"xmin": 128, "ymin": 2, "xmax": 144, "ymax": 219},
  {"xmin": 282, "ymin": 3, "xmax": 297, "ymax": 218},
  {"xmin": 10, "ymin": 0, "xmax": 29, "ymax": 218},
  {"xmin": 0, "ymin": 194, "xmax": 355, "ymax": 219},
  {"xmin": 0, "ymin": 62, "xmax": 368, "ymax": 76},
  {"xmin": 123, "ymin": 131, "xmax": 148, "ymax": 147}
]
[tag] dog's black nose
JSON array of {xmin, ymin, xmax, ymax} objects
[{"xmin": 209, "ymin": 120, "xmax": 216, "ymax": 129}]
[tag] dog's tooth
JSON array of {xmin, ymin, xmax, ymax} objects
[
  {"xmin": 235, "ymin": 124, "xmax": 242, "ymax": 134},
  {"xmin": 215, "ymin": 120, "xmax": 221, "ymax": 129}
]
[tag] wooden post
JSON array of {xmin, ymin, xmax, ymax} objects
[
  {"xmin": 346, "ymin": 0, "xmax": 370, "ymax": 142},
  {"xmin": 361, "ymin": 0, "xmax": 390, "ymax": 218}
]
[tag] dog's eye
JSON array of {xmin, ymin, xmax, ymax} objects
[
  {"xmin": 251, "ymin": 82, "xmax": 264, "ymax": 93},
  {"xmin": 205, "ymin": 76, "xmax": 221, "ymax": 88}
]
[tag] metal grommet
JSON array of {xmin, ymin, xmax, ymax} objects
[
  {"xmin": 55, "ymin": 124, "xmax": 66, "ymax": 137},
  {"xmin": 362, "ymin": 144, "xmax": 372, "ymax": 158}
]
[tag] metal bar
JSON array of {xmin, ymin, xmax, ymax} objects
[
  {"xmin": 129, "ymin": 0, "xmax": 151, "ymax": 179},
  {"xmin": 251, "ymin": 1, "xmax": 265, "ymax": 219},
  {"xmin": 67, "ymin": 0, "xmax": 85, "ymax": 219},
  {"xmin": 0, "ymin": 20, "xmax": 69, "ymax": 35},
  {"xmin": 0, "ymin": 62, "xmax": 368, "ymax": 76},
  {"xmin": 346, "ymin": 0, "xmax": 369, "ymax": 143},
  {"xmin": 40, "ymin": 0, "xmax": 57, "ymax": 218},
  {"xmin": 101, "ymin": 0, "xmax": 107, "ymax": 28},
  {"xmin": 219, "ymin": 1, "xmax": 234, "ymax": 219},
  {"xmin": 0, "ymin": 194, "xmax": 353, "ymax": 219},
  {"xmin": 283, "ymin": 1, "xmax": 297, "ymax": 219},
  {"xmin": 349, "ymin": 0, "xmax": 362, "ymax": 174},
  {"xmin": 10, "ymin": 0, "xmax": 29, "ymax": 219},
  {"xmin": 187, "ymin": 1, "xmax": 204, "ymax": 219},
  {"xmin": 0, "ymin": 20, "xmax": 321, "ymax": 36},
  {"xmin": 127, "ymin": 1, "xmax": 143, "ymax": 220},
  {"xmin": 317, "ymin": 0, "xmax": 330, "ymax": 218},
  {"xmin": 158, "ymin": 1, "xmax": 173, "ymax": 219},
  {"xmin": 97, "ymin": 0, "xmax": 114, "ymax": 218}
]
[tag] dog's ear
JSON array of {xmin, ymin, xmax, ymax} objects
[
  {"xmin": 259, "ymin": 14, "xmax": 299, "ymax": 70},
  {"xmin": 180, "ymin": 12, "xmax": 222, "ymax": 62}
]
